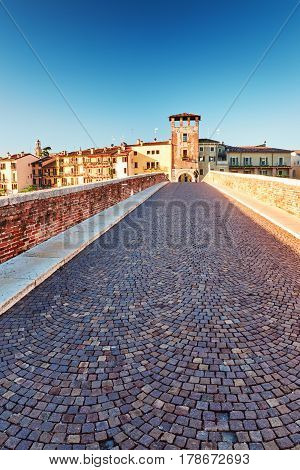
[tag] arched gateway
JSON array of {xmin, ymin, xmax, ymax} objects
[{"xmin": 178, "ymin": 173, "xmax": 192, "ymax": 182}]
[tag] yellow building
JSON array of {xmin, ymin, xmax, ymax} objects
[
  {"xmin": 32, "ymin": 146, "xmax": 134, "ymax": 188},
  {"xmin": 128, "ymin": 139, "xmax": 172, "ymax": 179},
  {"xmin": 0, "ymin": 152, "xmax": 38, "ymax": 195},
  {"xmin": 226, "ymin": 144, "xmax": 295, "ymax": 177}
]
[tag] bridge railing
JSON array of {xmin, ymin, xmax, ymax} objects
[
  {"xmin": 0, "ymin": 172, "xmax": 168, "ymax": 264},
  {"xmin": 203, "ymin": 170, "xmax": 300, "ymax": 218}
]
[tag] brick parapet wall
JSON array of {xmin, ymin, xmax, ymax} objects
[
  {"xmin": 0, "ymin": 173, "xmax": 168, "ymax": 263},
  {"xmin": 204, "ymin": 171, "xmax": 300, "ymax": 217}
]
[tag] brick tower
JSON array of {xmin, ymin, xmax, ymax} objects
[{"xmin": 169, "ymin": 112, "xmax": 200, "ymax": 182}]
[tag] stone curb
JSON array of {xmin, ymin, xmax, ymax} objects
[{"xmin": 0, "ymin": 182, "xmax": 168, "ymax": 316}]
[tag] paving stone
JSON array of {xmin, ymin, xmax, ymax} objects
[{"xmin": 0, "ymin": 183, "xmax": 298, "ymax": 450}]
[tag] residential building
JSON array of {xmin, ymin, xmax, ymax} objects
[
  {"xmin": 0, "ymin": 152, "xmax": 38, "ymax": 195},
  {"xmin": 226, "ymin": 144, "xmax": 295, "ymax": 177},
  {"xmin": 32, "ymin": 145, "xmax": 134, "ymax": 188},
  {"xmin": 198, "ymin": 138, "xmax": 228, "ymax": 179},
  {"xmin": 129, "ymin": 139, "xmax": 172, "ymax": 179},
  {"xmin": 291, "ymin": 150, "xmax": 300, "ymax": 178}
]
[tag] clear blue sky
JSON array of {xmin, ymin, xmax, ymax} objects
[{"xmin": 0, "ymin": 0, "xmax": 299, "ymax": 154}]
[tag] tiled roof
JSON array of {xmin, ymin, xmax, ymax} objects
[
  {"xmin": 169, "ymin": 112, "xmax": 201, "ymax": 121},
  {"xmin": 0, "ymin": 153, "xmax": 37, "ymax": 161},
  {"xmin": 54, "ymin": 146, "xmax": 131, "ymax": 158},
  {"xmin": 226, "ymin": 145, "xmax": 291, "ymax": 154},
  {"xmin": 129, "ymin": 141, "xmax": 170, "ymax": 147}
]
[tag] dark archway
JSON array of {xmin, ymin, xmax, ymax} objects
[{"xmin": 178, "ymin": 173, "xmax": 192, "ymax": 182}]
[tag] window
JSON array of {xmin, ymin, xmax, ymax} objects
[
  {"xmin": 156, "ymin": 150, "xmax": 160, "ymax": 154},
  {"xmin": 243, "ymin": 157, "xmax": 252, "ymax": 166},
  {"xmin": 151, "ymin": 162, "xmax": 155, "ymax": 169},
  {"xmin": 151, "ymin": 150, "xmax": 155, "ymax": 155},
  {"xmin": 230, "ymin": 157, "xmax": 239, "ymax": 166},
  {"xmin": 146, "ymin": 162, "xmax": 150, "ymax": 169},
  {"xmin": 183, "ymin": 133, "xmax": 187, "ymax": 142},
  {"xmin": 11, "ymin": 163, "xmax": 16, "ymax": 169},
  {"xmin": 134, "ymin": 162, "xmax": 138, "ymax": 168},
  {"xmin": 133, "ymin": 151, "xmax": 137, "ymax": 156},
  {"xmin": 147, "ymin": 151, "xmax": 151, "ymax": 155},
  {"xmin": 0, "ymin": 164, "xmax": 5, "ymax": 170},
  {"xmin": 199, "ymin": 169, "xmax": 203, "ymax": 175},
  {"xmin": 199, "ymin": 156, "xmax": 205, "ymax": 162},
  {"xmin": 12, "ymin": 183, "xmax": 17, "ymax": 190},
  {"xmin": 278, "ymin": 157, "xmax": 284, "ymax": 166},
  {"xmin": 260, "ymin": 157, "xmax": 268, "ymax": 166},
  {"xmin": 199, "ymin": 147, "xmax": 204, "ymax": 151},
  {"xmin": 123, "ymin": 168, "xmax": 127, "ymax": 173},
  {"xmin": 122, "ymin": 157, "xmax": 127, "ymax": 162},
  {"xmin": 220, "ymin": 168, "xmax": 225, "ymax": 172},
  {"xmin": 210, "ymin": 147, "xmax": 214, "ymax": 152},
  {"xmin": 182, "ymin": 149, "xmax": 188, "ymax": 160}
]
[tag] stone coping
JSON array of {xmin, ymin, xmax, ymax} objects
[
  {"xmin": 209, "ymin": 170, "xmax": 300, "ymax": 187},
  {"xmin": 205, "ymin": 182, "xmax": 300, "ymax": 240},
  {"xmin": 0, "ymin": 181, "xmax": 168, "ymax": 315},
  {"xmin": 0, "ymin": 172, "xmax": 165, "ymax": 207}
]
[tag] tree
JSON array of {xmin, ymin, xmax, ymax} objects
[{"xmin": 42, "ymin": 146, "xmax": 51, "ymax": 157}]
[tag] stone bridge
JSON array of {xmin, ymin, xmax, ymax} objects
[{"xmin": 0, "ymin": 174, "xmax": 299, "ymax": 450}]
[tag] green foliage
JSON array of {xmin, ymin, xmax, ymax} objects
[
  {"xmin": 20, "ymin": 185, "xmax": 38, "ymax": 193},
  {"xmin": 42, "ymin": 146, "xmax": 52, "ymax": 157}
]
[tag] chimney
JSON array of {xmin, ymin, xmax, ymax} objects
[
  {"xmin": 136, "ymin": 139, "xmax": 140, "ymax": 145},
  {"xmin": 20, "ymin": 151, "xmax": 25, "ymax": 157},
  {"xmin": 140, "ymin": 140, "xmax": 144, "ymax": 146},
  {"xmin": 6, "ymin": 152, "xmax": 11, "ymax": 159},
  {"xmin": 90, "ymin": 148, "xmax": 95, "ymax": 154}
]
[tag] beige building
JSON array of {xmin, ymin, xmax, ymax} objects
[
  {"xmin": 32, "ymin": 146, "xmax": 131, "ymax": 188},
  {"xmin": 0, "ymin": 152, "xmax": 38, "ymax": 195},
  {"xmin": 291, "ymin": 151, "xmax": 300, "ymax": 178},
  {"xmin": 199, "ymin": 138, "xmax": 228, "ymax": 179},
  {"xmin": 226, "ymin": 144, "xmax": 295, "ymax": 177},
  {"xmin": 128, "ymin": 139, "xmax": 172, "ymax": 179}
]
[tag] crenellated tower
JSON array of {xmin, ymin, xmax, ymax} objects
[{"xmin": 169, "ymin": 113, "xmax": 200, "ymax": 182}]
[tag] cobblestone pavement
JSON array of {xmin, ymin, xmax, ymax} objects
[{"xmin": 0, "ymin": 183, "xmax": 299, "ymax": 450}]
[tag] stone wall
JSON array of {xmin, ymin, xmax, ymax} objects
[
  {"xmin": 204, "ymin": 171, "xmax": 300, "ymax": 217},
  {"xmin": 0, "ymin": 173, "xmax": 168, "ymax": 263}
]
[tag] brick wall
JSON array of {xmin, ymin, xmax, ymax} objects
[
  {"xmin": 204, "ymin": 171, "xmax": 300, "ymax": 217},
  {"xmin": 0, "ymin": 173, "xmax": 168, "ymax": 263}
]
